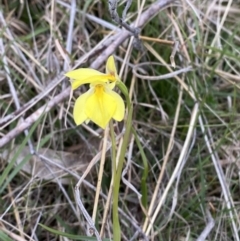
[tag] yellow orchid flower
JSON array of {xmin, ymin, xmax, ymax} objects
[
  {"xmin": 72, "ymin": 82, "xmax": 124, "ymax": 128},
  {"xmin": 65, "ymin": 55, "xmax": 120, "ymax": 90},
  {"xmin": 65, "ymin": 56, "xmax": 125, "ymax": 129}
]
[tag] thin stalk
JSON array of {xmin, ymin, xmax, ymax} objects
[
  {"xmin": 92, "ymin": 127, "xmax": 109, "ymax": 223},
  {"xmin": 112, "ymin": 105, "xmax": 133, "ymax": 241}
]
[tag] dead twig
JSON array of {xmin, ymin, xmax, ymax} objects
[
  {"xmin": 0, "ymin": 89, "xmax": 70, "ymax": 148},
  {"xmin": 196, "ymin": 209, "xmax": 215, "ymax": 241}
]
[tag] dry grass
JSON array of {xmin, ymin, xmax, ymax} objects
[{"xmin": 1, "ymin": 0, "xmax": 240, "ymax": 240}]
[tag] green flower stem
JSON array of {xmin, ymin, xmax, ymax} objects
[
  {"xmin": 111, "ymin": 80, "xmax": 133, "ymax": 241},
  {"xmin": 110, "ymin": 120, "xmax": 116, "ymax": 176},
  {"xmin": 112, "ymin": 104, "xmax": 133, "ymax": 241},
  {"xmin": 117, "ymin": 80, "xmax": 149, "ymax": 209}
]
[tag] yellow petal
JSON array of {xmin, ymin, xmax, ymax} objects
[
  {"xmin": 73, "ymin": 89, "xmax": 93, "ymax": 125},
  {"xmin": 85, "ymin": 85, "xmax": 117, "ymax": 129},
  {"xmin": 107, "ymin": 90, "xmax": 125, "ymax": 121},
  {"xmin": 65, "ymin": 68, "xmax": 114, "ymax": 90},
  {"xmin": 106, "ymin": 55, "xmax": 117, "ymax": 77}
]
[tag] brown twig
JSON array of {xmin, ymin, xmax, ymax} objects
[
  {"xmin": 0, "ymin": 0, "xmax": 175, "ymax": 149},
  {"xmin": 0, "ymin": 88, "xmax": 70, "ymax": 148},
  {"xmin": 92, "ymin": 0, "xmax": 175, "ymax": 67}
]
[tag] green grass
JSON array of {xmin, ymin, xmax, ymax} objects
[{"xmin": 0, "ymin": 0, "xmax": 240, "ymax": 240}]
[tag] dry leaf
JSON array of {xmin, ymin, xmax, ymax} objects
[{"xmin": 0, "ymin": 145, "xmax": 95, "ymax": 184}]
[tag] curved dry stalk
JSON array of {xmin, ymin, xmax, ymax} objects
[
  {"xmin": 143, "ymin": 42, "xmax": 197, "ymax": 101},
  {"xmin": 132, "ymin": 63, "xmax": 193, "ymax": 80},
  {"xmin": 74, "ymin": 148, "xmax": 112, "ymax": 241},
  {"xmin": 74, "ymin": 187, "xmax": 102, "ymax": 241},
  {"xmin": 196, "ymin": 209, "xmax": 215, "ymax": 241}
]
